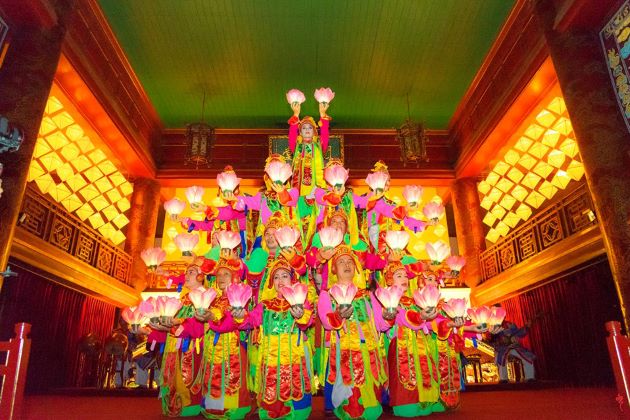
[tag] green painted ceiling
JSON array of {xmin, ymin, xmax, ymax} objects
[{"xmin": 98, "ymin": 0, "xmax": 515, "ymax": 129}]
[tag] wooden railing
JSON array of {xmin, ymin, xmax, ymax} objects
[
  {"xmin": 606, "ymin": 321, "xmax": 630, "ymax": 414},
  {"xmin": 17, "ymin": 184, "xmax": 132, "ymax": 285},
  {"xmin": 479, "ymin": 183, "xmax": 597, "ymax": 283},
  {"xmin": 0, "ymin": 323, "xmax": 32, "ymax": 420}
]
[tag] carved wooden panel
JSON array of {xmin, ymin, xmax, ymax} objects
[
  {"xmin": 21, "ymin": 197, "xmax": 48, "ymax": 238},
  {"xmin": 538, "ymin": 213, "xmax": 563, "ymax": 249},
  {"xmin": 76, "ymin": 232, "xmax": 97, "ymax": 264},
  {"xmin": 96, "ymin": 246, "xmax": 114, "ymax": 275},
  {"xmin": 49, "ymin": 216, "xmax": 74, "ymax": 252},
  {"xmin": 516, "ymin": 229, "xmax": 537, "ymax": 261},
  {"xmin": 113, "ymin": 255, "xmax": 131, "ymax": 284}
]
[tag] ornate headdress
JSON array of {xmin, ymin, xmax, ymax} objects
[
  {"xmin": 324, "ymin": 208, "xmax": 349, "ymax": 226},
  {"xmin": 298, "ymin": 116, "xmax": 319, "ymax": 135},
  {"xmin": 383, "ymin": 261, "xmax": 407, "ymax": 287},
  {"xmin": 266, "ymin": 258, "xmax": 297, "ymax": 289},
  {"xmin": 372, "ymin": 160, "xmax": 389, "ymax": 174},
  {"xmin": 211, "ymin": 257, "xmax": 244, "ymax": 283}
]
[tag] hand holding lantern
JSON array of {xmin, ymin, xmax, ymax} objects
[
  {"xmin": 217, "ymin": 170, "xmax": 241, "ymax": 197},
  {"xmin": 375, "ymin": 285, "xmax": 404, "ymax": 319},
  {"xmin": 121, "ymin": 306, "xmax": 145, "ymax": 334},
  {"xmin": 442, "ymin": 298, "xmax": 468, "ymax": 326},
  {"xmin": 467, "ymin": 306, "xmax": 492, "ymax": 331},
  {"xmin": 156, "ymin": 296, "xmax": 183, "ymax": 327},
  {"xmin": 281, "ymin": 283, "xmax": 309, "ymax": 320},
  {"xmin": 188, "ymin": 287, "xmax": 218, "ymax": 316},
  {"xmin": 226, "ymin": 283, "xmax": 252, "ymax": 312},
  {"xmin": 319, "ymin": 226, "xmax": 344, "ymax": 249},
  {"xmin": 265, "ymin": 160, "xmax": 293, "ymax": 185},
  {"xmin": 413, "ymin": 284, "xmax": 441, "ymax": 319},
  {"xmin": 286, "ymin": 89, "xmax": 306, "ymax": 106},
  {"xmin": 330, "ymin": 283, "xmax": 358, "ymax": 317},
  {"xmin": 215, "ymin": 230, "xmax": 241, "ymax": 251},
  {"xmin": 164, "ymin": 198, "xmax": 186, "ymax": 221}
]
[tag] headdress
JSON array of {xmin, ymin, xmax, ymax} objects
[
  {"xmin": 211, "ymin": 257, "xmax": 244, "ymax": 283},
  {"xmin": 266, "ymin": 258, "xmax": 297, "ymax": 289},
  {"xmin": 324, "ymin": 208, "xmax": 349, "ymax": 226},
  {"xmin": 383, "ymin": 261, "xmax": 407, "ymax": 287},
  {"xmin": 328, "ymin": 244, "xmax": 366, "ymax": 289},
  {"xmin": 298, "ymin": 116, "xmax": 318, "ymax": 133},
  {"xmin": 372, "ymin": 160, "xmax": 389, "ymax": 174}
]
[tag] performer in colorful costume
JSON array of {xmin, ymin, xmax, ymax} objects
[
  {"xmin": 240, "ymin": 259, "xmax": 315, "ymax": 419},
  {"xmin": 318, "ymin": 244, "xmax": 388, "ymax": 420},
  {"xmin": 489, "ymin": 320, "xmax": 536, "ymax": 383}
]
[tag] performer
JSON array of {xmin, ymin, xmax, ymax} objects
[
  {"xmin": 151, "ymin": 264, "xmax": 207, "ymax": 417},
  {"xmin": 241, "ymin": 259, "xmax": 315, "ymax": 419},
  {"xmin": 318, "ymin": 244, "xmax": 388, "ymax": 420},
  {"xmin": 288, "ymin": 101, "xmax": 331, "ymax": 197},
  {"xmin": 489, "ymin": 320, "xmax": 536, "ymax": 383},
  {"xmin": 197, "ymin": 257, "xmax": 252, "ymax": 420}
]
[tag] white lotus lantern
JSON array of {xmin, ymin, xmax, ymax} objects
[
  {"xmin": 324, "ymin": 164, "xmax": 349, "ymax": 189},
  {"xmin": 185, "ymin": 186, "xmax": 205, "ymax": 206},
  {"xmin": 425, "ymin": 241, "xmax": 450, "ymax": 265},
  {"xmin": 319, "ymin": 226, "xmax": 344, "ymax": 249},
  {"xmin": 140, "ymin": 247, "xmax": 166, "ymax": 272},
  {"xmin": 215, "ymin": 230, "xmax": 241, "ymax": 250},
  {"xmin": 314, "ymin": 87, "xmax": 335, "ymax": 104},
  {"xmin": 286, "ymin": 89, "xmax": 306, "ymax": 105},
  {"xmin": 174, "ymin": 233, "xmax": 199, "ymax": 256},
  {"xmin": 274, "ymin": 226, "xmax": 301, "ymax": 249},
  {"xmin": 423, "ymin": 202, "xmax": 444, "ymax": 224},
  {"xmin": 403, "ymin": 185, "xmax": 423, "ymax": 205},
  {"xmin": 265, "ymin": 160, "xmax": 293, "ymax": 185},
  {"xmin": 217, "ymin": 171, "xmax": 241, "ymax": 193},
  {"xmin": 365, "ymin": 171, "xmax": 389, "ymax": 194},
  {"xmin": 385, "ymin": 230, "xmax": 410, "ymax": 251}
]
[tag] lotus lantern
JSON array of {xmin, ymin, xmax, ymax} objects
[
  {"xmin": 174, "ymin": 233, "xmax": 199, "ymax": 256},
  {"xmin": 423, "ymin": 202, "xmax": 444, "ymax": 224},
  {"xmin": 445, "ymin": 255, "xmax": 466, "ymax": 276},
  {"xmin": 122, "ymin": 306, "xmax": 145, "ymax": 333},
  {"xmin": 215, "ymin": 230, "xmax": 241, "ymax": 250},
  {"xmin": 188, "ymin": 287, "xmax": 218, "ymax": 314},
  {"xmin": 324, "ymin": 164, "xmax": 349, "ymax": 189},
  {"xmin": 413, "ymin": 284, "xmax": 441, "ymax": 311},
  {"xmin": 442, "ymin": 298, "xmax": 468, "ymax": 319},
  {"xmin": 226, "ymin": 283, "xmax": 253, "ymax": 310},
  {"xmin": 375, "ymin": 285, "xmax": 404, "ymax": 311},
  {"xmin": 163, "ymin": 198, "xmax": 186, "ymax": 219},
  {"xmin": 139, "ymin": 297, "xmax": 160, "ymax": 323},
  {"xmin": 280, "ymin": 283, "xmax": 309, "ymax": 308},
  {"xmin": 467, "ymin": 306, "xmax": 492, "ymax": 328},
  {"xmin": 329, "ymin": 283, "xmax": 358, "ymax": 310},
  {"xmin": 488, "ymin": 306, "xmax": 507, "ymax": 326},
  {"xmin": 365, "ymin": 171, "xmax": 389, "ymax": 194},
  {"xmin": 385, "ymin": 230, "xmax": 410, "ymax": 251},
  {"xmin": 265, "ymin": 160, "xmax": 293, "ymax": 185},
  {"xmin": 217, "ymin": 171, "xmax": 241, "ymax": 193},
  {"xmin": 286, "ymin": 89, "xmax": 306, "ymax": 105},
  {"xmin": 140, "ymin": 247, "xmax": 166, "ymax": 272},
  {"xmin": 156, "ymin": 296, "xmax": 182, "ymax": 324},
  {"xmin": 274, "ymin": 226, "xmax": 301, "ymax": 249},
  {"xmin": 403, "ymin": 185, "xmax": 423, "ymax": 206},
  {"xmin": 185, "ymin": 186, "xmax": 205, "ymax": 206},
  {"xmin": 425, "ymin": 241, "xmax": 450, "ymax": 265},
  {"xmin": 319, "ymin": 226, "xmax": 344, "ymax": 249},
  {"xmin": 314, "ymin": 87, "xmax": 335, "ymax": 104}
]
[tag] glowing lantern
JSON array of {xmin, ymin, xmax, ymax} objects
[
  {"xmin": 445, "ymin": 255, "xmax": 466, "ymax": 276},
  {"xmin": 156, "ymin": 296, "xmax": 183, "ymax": 324},
  {"xmin": 217, "ymin": 170, "xmax": 241, "ymax": 193},
  {"xmin": 442, "ymin": 298, "xmax": 468, "ymax": 319},
  {"xmin": 188, "ymin": 287, "xmax": 218, "ymax": 314},
  {"xmin": 324, "ymin": 164, "xmax": 349, "ymax": 189},
  {"xmin": 314, "ymin": 87, "xmax": 335, "ymax": 104},
  {"xmin": 265, "ymin": 160, "xmax": 293, "ymax": 184},
  {"xmin": 274, "ymin": 226, "xmax": 301, "ymax": 249},
  {"xmin": 413, "ymin": 284, "xmax": 441, "ymax": 310},
  {"xmin": 403, "ymin": 185, "xmax": 423, "ymax": 205},
  {"xmin": 139, "ymin": 297, "xmax": 160, "ymax": 322},
  {"xmin": 365, "ymin": 171, "xmax": 389, "ymax": 193},
  {"xmin": 226, "ymin": 283, "xmax": 252, "ymax": 310},
  {"xmin": 185, "ymin": 186, "xmax": 205, "ymax": 206},
  {"xmin": 467, "ymin": 306, "xmax": 491, "ymax": 327},
  {"xmin": 140, "ymin": 247, "xmax": 166, "ymax": 272},
  {"xmin": 425, "ymin": 241, "xmax": 450, "ymax": 264},
  {"xmin": 280, "ymin": 283, "xmax": 309, "ymax": 307},
  {"xmin": 375, "ymin": 286, "xmax": 404, "ymax": 310},
  {"xmin": 215, "ymin": 230, "xmax": 241, "ymax": 250},
  {"xmin": 319, "ymin": 227, "xmax": 344, "ymax": 249},
  {"xmin": 329, "ymin": 283, "xmax": 358, "ymax": 308},
  {"xmin": 488, "ymin": 306, "xmax": 507, "ymax": 326},
  {"xmin": 174, "ymin": 233, "xmax": 199, "ymax": 256},
  {"xmin": 121, "ymin": 306, "xmax": 145, "ymax": 330},
  {"xmin": 385, "ymin": 230, "xmax": 409, "ymax": 251},
  {"xmin": 423, "ymin": 202, "xmax": 444, "ymax": 224},
  {"xmin": 286, "ymin": 89, "xmax": 306, "ymax": 105}
]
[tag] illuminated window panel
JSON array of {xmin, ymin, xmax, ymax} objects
[
  {"xmin": 166, "ymin": 226, "xmax": 179, "ymax": 239},
  {"xmin": 486, "ymin": 172, "xmax": 500, "ymax": 186},
  {"xmin": 112, "ymin": 213, "xmax": 130, "ymax": 229},
  {"xmin": 90, "ymin": 195, "xmax": 111, "ymax": 212},
  {"xmin": 98, "ymin": 222, "xmax": 116, "ymax": 239},
  {"xmin": 517, "ymin": 153, "xmax": 537, "ymax": 170},
  {"xmin": 110, "ymin": 231, "xmax": 126, "ymax": 245},
  {"xmin": 45, "ymin": 96, "xmax": 63, "ymax": 114},
  {"xmin": 98, "ymin": 161, "xmax": 117, "ymax": 176},
  {"xmin": 533, "ymin": 161, "xmax": 554, "ymax": 179},
  {"xmin": 70, "ymin": 155, "xmax": 92, "ymax": 172},
  {"xmin": 495, "ymin": 178, "xmax": 514, "ymax": 193},
  {"xmin": 51, "ymin": 111, "xmax": 74, "ymax": 129},
  {"xmin": 165, "ymin": 242, "xmax": 178, "ymax": 254},
  {"xmin": 566, "ymin": 160, "xmax": 585, "ymax": 180},
  {"xmin": 28, "ymin": 160, "xmax": 46, "ymax": 182},
  {"xmin": 65, "ymin": 173, "xmax": 88, "ymax": 192},
  {"xmin": 486, "ymin": 228, "xmax": 501, "ymax": 243},
  {"xmin": 503, "ymin": 211, "xmax": 521, "ymax": 228},
  {"xmin": 477, "ymin": 180, "xmax": 491, "ymax": 195},
  {"xmin": 34, "ymin": 173, "xmax": 55, "ymax": 194},
  {"xmin": 65, "ymin": 124, "xmax": 84, "ymax": 141},
  {"xmin": 116, "ymin": 197, "xmax": 131, "ymax": 212},
  {"xmin": 106, "ymin": 188, "xmax": 122, "ymax": 203},
  {"xmin": 60, "ymin": 143, "xmax": 81, "ymax": 161},
  {"xmin": 493, "ymin": 161, "xmax": 511, "ymax": 176},
  {"xmin": 40, "ymin": 151, "xmax": 64, "ymax": 172},
  {"xmin": 546, "ymin": 149, "xmax": 566, "ymax": 168},
  {"xmin": 483, "ymin": 212, "xmax": 497, "ymax": 227},
  {"xmin": 83, "ymin": 166, "xmax": 104, "ymax": 183},
  {"xmin": 495, "ymin": 221, "xmax": 510, "ymax": 237},
  {"xmin": 553, "ymin": 117, "xmax": 573, "ymax": 135},
  {"xmin": 506, "ymin": 167, "xmax": 524, "ymax": 183},
  {"xmin": 538, "ymin": 180, "xmax": 558, "ymax": 199},
  {"xmin": 48, "ymin": 184, "xmax": 72, "ymax": 202},
  {"xmin": 490, "ymin": 204, "xmax": 507, "ymax": 219},
  {"xmin": 559, "ymin": 138, "xmax": 579, "ymax": 158},
  {"xmin": 33, "ymin": 139, "xmax": 52, "ymax": 158},
  {"xmin": 119, "ymin": 182, "xmax": 133, "ymax": 197},
  {"xmin": 514, "ymin": 136, "xmax": 534, "ymax": 152},
  {"xmin": 109, "ymin": 172, "xmax": 126, "ymax": 187},
  {"xmin": 94, "ymin": 177, "xmax": 114, "ymax": 194},
  {"xmin": 536, "ymin": 109, "xmax": 557, "ymax": 127},
  {"xmin": 551, "ymin": 170, "xmax": 571, "ymax": 189},
  {"xmin": 487, "ymin": 187, "xmax": 503, "ymax": 203},
  {"xmin": 499, "ymin": 194, "xmax": 517, "ymax": 211},
  {"xmin": 511, "ymin": 185, "xmax": 528, "ymax": 202},
  {"xmin": 525, "ymin": 190, "xmax": 546, "ymax": 209},
  {"xmin": 75, "ymin": 137, "xmax": 95, "ymax": 154},
  {"xmin": 541, "ymin": 129, "xmax": 560, "ymax": 147},
  {"xmin": 521, "ymin": 172, "xmax": 542, "ymax": 189},
  {"xmin": 88, "ymin": 149, "xmax": 107, "ymax": 164},
  {"xmin": 45, "ymin": 131, "xmax": 70, "ymax": 150},
  {"xmin": 528, "ymin": 142, "xmax": 550, "ymax": 159},
  {"xmin": 433, "ymin": 224, "xmax": 447, "ymax": 237},
  {"xmin": 102, "ymin": 205, "xmax": 119, "ymax": 222},
  {"xmin": 524, "ymin": 124, "xmax": 545, "ymax": 140},
  {"xmin": 39, "ymin": 117, "xmax": 57, "ymax": 136},
  {"xmin": 78, "ymin": 184, "xmax": 100, "ymax": 202},
  {"xmin": 61, "ymin": 194, "xmax": 83, "ymax": 213},
  {"xmin": 547, "ymin": 97, "xmax": 567, "ymax": 115},
  {"xmin": 480, "ymin": 195, "xmax": 494, "ymax": 211},
  {"xmin": 504, "ymin": 150, "xmax": 520, "ymax": 165},
  {"xmin": 515, "ymin": 203, "xmax": 532, "ymax": 220},
  {"xmin": 88, "ymin": 213, "xmax": 106, "ymax": 229},
  {"xmin": 76, "ymin": 202, "xmax": 95, "ymax": 221}
]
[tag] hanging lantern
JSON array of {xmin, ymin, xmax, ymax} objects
[{"xmin": 185, "ymin": 122, "xmax": 214, "ymax": 168}]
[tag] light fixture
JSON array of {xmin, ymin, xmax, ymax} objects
[
  {"xmin": 396, "ymin": 94, "xmax": 428, "ymax": 167},
  {"xmin": 185, "ymin": 92, "xmax": 214, "ymax": 168}
]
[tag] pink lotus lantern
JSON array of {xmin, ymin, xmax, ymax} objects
[
  {"xmin": 446, "ymin": 255, "xmax": 466, "ymax": 276},
  {"xmin": 156, "ymin": 296, "xmax": 183, "ymax": 324},
  {"xmin": 174, "ymin": 233, "xmax": 199, "ymax": 256},
  {"xmin": 319, "ymin": 226, "xmax": 344, "ymax": 249},
  {"xmin": 163, "ymin": 198, "xmax": 186, "ymax": 219},
  {"xmin": 314, "ymin": 87, "xmax": 335, "ymax": 104},
  {"xmin": 426, "ymin": 241, "xmax": 450, "ymax": 265},
  {"xmin": 265, "ymin": 160, "xmax": 293, "ymax": 185},
  {"xmin": 280, "ymin": 283, "xmax": 309, "ymax": 308},
  {"xmin": 226, "ymin": 283, "xmax": 253, "ymax": 310},
  {"xmin": 188, "ymin": 287, "xmax": 218, "ymax": 314},
  {"xmin": 375, "ymin": 285, "xmax": 404, "ymax": 314},
  {"xmin": 217, "ymin": 171, "xmax": 241, "ymax": 193},
  {"xmin": 385, "ymin": 230, "xmax": 410, "ymax": 251},
  {"xmin": 274, "ymin": 226, "xmax": 301, "ymax": 249},
  {"xmin": 488, "ymin": 306, "xmax": 507, "ymax": 326},
  {"xmin": 423, "ymin": 202, "xmax": 444, "ymax": 224},
  {"xmin": 185, "ymin": 186, "xmax": 205, "ymax": 206},
  {"xmin": 329, "ymin": 283, "xmax": 358, "ymax": 309},
  {"xmin": 122, "ymin": 306, "xmax": 145, "ymax": 332},
  {"xmin": 467, "ymin": 306, "xmax": 492, "ymax": 327},
  {"xmin": 286, "ymin": 89, "xmax": 306, "ymax": 105},
  {"xmin": 140, "ymin": 247, "xmax": 166, "ymax": 272},
  {"xmin": 413, "ymin": 284, "xmax": 441, "ymax": 310},
  {"xmin": 139, "ymin": 297, "xmax": 160, "ymax": 323},
  {"xmin": 403, "ymin": 185, "xmax": 423, "ymax": 205},
  {"xmin": 324, "ymin": 164, "xmax": 349, "ymax": 189},
  {"xmin": 215, "ymin": 230, "xmax": 241, "ymax": 250},
  {"xmin": 365, "ymin": 171, "xmax": 389, "ymax": 194},
  {"xmin": 442, "ymin": 298, "xmax": 468, "ymax": 319}
]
